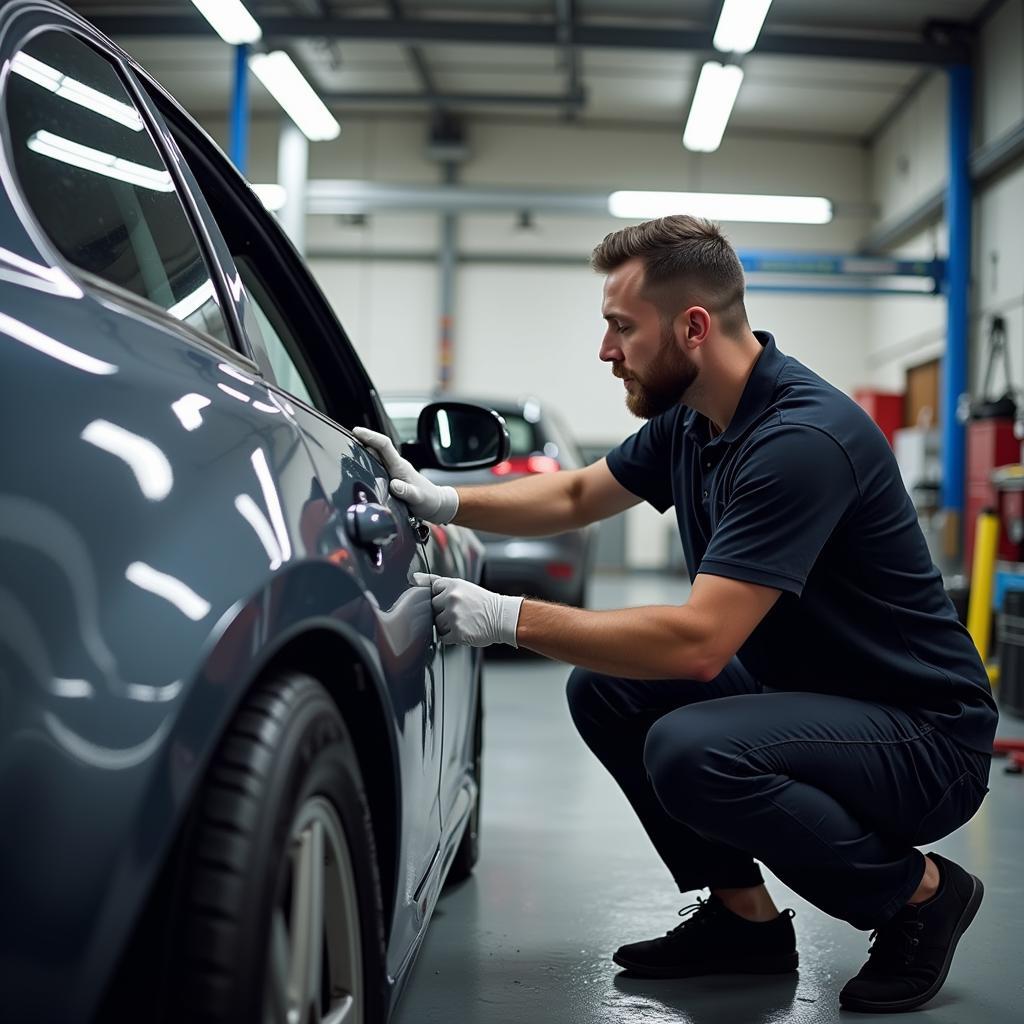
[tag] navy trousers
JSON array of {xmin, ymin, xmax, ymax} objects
[{"xmin": 566, "ymin": 659, "xmax": 991, "ymax": 930}]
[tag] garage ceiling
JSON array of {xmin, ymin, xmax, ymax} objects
[{"xmin": 67, "ymin": 0, "xmax": 994, "ymax": 140}]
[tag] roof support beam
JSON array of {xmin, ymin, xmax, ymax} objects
[
  {"xmin": 555, "ymin": 0, "xmax": 581, "ymax": 120},
  {"xmin": 385, "ymin": 0, "xmax": 441, "ymax": 113},
  {"xmin": 318, "ymin": 91, "xmax": 585, "ymax": 110},
  {"xmin": 92, "ymin": 15, "xmax": 972, "ymax": 64}
]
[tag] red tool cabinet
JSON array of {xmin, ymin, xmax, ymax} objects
[{"xmin": 965, "ymin": 417, "xmax": 1020, "ymax": 566}]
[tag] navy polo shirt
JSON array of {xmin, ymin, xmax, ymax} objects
[{"xmin": 606, "ymin": 332, "xmax": 997, "ymax": 754}]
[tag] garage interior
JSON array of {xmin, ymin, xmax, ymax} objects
[{"xmin": 56, "ymin": 0, "xmax": 1024, "ymax": 1020}]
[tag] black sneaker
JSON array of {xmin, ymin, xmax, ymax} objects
[
  {"xmin": 612, "ymin": 895, "xmax": 799, "ymax": 978},
  {"xmin": 839, "ymin": 852, "xmax": 984, "ymax": 1014}
]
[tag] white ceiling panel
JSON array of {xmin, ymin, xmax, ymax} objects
[{"xmin": 65, "ymin": 1, "xmax": 993, "ymax": 137}]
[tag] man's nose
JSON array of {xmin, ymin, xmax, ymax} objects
[{"xmin": 599, "ymin": 330, "xmax": 620, "ymax": 363}]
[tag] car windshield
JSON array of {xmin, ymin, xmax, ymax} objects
[{"xmin": 387, "ymin": 402, "xmax": 539, "ymax": 456}]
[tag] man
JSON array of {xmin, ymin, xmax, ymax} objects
[{"xmin": 354, "ymin": 215, "xmax": 996, "ymax": 1014}]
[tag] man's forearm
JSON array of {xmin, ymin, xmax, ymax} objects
[
  {"xmin": 452, "ymin": 471, "xmax": 581, "ymax": 537},
  {"xmin": 514, "ymin": 600, "xmax": 721, "ymax": 680}
]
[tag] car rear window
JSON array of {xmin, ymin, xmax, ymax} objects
[{"xmin": 499, "ymin": 414, "xmax": 539, "ymax": 456}]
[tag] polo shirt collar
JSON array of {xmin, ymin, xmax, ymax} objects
[{"xmin": 684, "ymin": 331, "xmax": 784, "ymax": 445}]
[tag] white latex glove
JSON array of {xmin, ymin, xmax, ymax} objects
[
  {"xmin": 413, "ymin": 573, "xmax": 524, "ymax": 648},
  {"xmin": 352, "ymin": 427, "xmax": 459, "ymax": 524}
]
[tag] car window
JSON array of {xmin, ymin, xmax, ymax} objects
[
  {"xmin": 4, "ymin": 31, "xmax": 231, "ymax": 347},
  {"xmin": 497, "ymin": 413, "xmax": 538, "ymax": 455},
  {"xmin": 153, "ymin": 105, "xmax": 382, "ymax": 431},
  {"xmin": 235, "ymin": 257, "xmax": 317, "ymax": 407},
  {"xmin": 385, "ymin": 401, "xmax": 425, "ymax": 444}
]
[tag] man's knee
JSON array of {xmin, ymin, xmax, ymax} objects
[
  {"xmin": 643, "ymin": 710, "xmax": 736, "ymax": 823},
  {"xmin": 565, "ymin": 666, "xmax": 609, "ymax": 731}
]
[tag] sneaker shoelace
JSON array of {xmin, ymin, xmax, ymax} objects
[
  {"xmin": 666, "ymin": 896, "xmax": 718, "ymax": 935},
  {"xmin": 866, "ymin": 916, "xmax": 926, "ymax": 966}
]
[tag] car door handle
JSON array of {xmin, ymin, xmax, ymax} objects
[{"xmin": 346, "ymin": 502, "xmax": 398, "ymax": 550}]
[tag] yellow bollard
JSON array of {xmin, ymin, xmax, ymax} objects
[{"xmin": 966, "ymin": 507, "xmax": 1000, "ymax": 664}]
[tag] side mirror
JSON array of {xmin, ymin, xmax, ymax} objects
[{"xmin": 400, "ymin": 402, "xmax": 511, "ymax": 470}]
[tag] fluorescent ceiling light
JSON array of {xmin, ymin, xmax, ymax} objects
[
  {"xmin": 190, "ymin": 0, "xmax": 262, "ymax": 45},
  {"xmin": 248, "ymin": 51, "xmax": 341, "ymax": 141},
  {"xmin": 714, "ymin": 0, "xmax": 774, "ymax": 54},
  {"xmin": 27, "ymin": 130, "xmax": 173, "ymax": 191},
  {"xmin": 12, "ymin": 52, "xmax": 144, "ymax": 130},
  {"xmin": 608, "ymin": 191, "xmax": 833, "ymax": 225},
  {"xmin": 683, "ymin": 61, "xmax": 744, "ymax": 153},
  {"xmin": 251, "ymin": 183, "xmax": 287, "ymax": 211}
]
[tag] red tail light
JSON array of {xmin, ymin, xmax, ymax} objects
[
  {"xmin": 545, "ymin": 562, "xmax": 575, "ymax": 580},
  {"xmin": 491, "ymin": 455, "xmax": 561, "ymax": 476}
]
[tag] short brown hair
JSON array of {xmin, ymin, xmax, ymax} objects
[{"xmin": 591, "ymin": 215, "xmax": 748, "ymax": 335}]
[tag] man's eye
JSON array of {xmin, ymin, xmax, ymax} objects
[{"xmin": 617, "ymin": 323, "xmax": 629, "ymax": 333}]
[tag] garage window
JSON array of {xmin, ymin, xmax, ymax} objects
[{"xmin": 4, "ymin": 30, "xmax": 230, "ymax": 348}]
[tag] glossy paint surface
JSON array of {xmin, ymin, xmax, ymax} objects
[{"xmin": 0, "ymin": 3, "xmax": 484, "ymax": 1019}]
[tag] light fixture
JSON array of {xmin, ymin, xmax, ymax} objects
[
  {"xmin": 189, "ymin": 0, "xmax": 262, "ymax": 46},
  {"xmin": 683, "ymin": 62, "xmax": 744, "ymax": 153},
  {"xmin": 713, "ymin": 0, "xmax": 774, "ymax": 55},
  {"xmin": 12, "ymin": 52, "xmax": 143, "ymax": 131},
  {"xmin": 248, "ymin": 51, "xmax": 341, "ymax": 141},
  {"xmin": 251, "ymin": 182, "xmax": 287, "ymax": 211},
  {"xmin": 27, "ymin": 130, "xmax": 173, "ymax": 191},
  {"xmin": 608, "ymin": 191, "xmax": 833, "ymax": 225}
]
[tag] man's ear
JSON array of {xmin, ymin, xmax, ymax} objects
[{"xmin": 674, "ymin": 306, "xmax": 712, "ymax": 350}]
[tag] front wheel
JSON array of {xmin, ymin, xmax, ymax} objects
[{"xmin": 168, "ymin": 672, "xmax": 387, "ymax": 1024}]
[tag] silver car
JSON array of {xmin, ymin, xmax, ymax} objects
[{"xmin": 385, "ymin": 395, "xmax": 598, "ymax": 606}]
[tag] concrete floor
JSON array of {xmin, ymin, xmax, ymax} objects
[{"xmin": 394, "ymin": 572, "xmax": 1024, "ymax": 1024}]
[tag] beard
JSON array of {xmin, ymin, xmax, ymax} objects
[{"xmin": 625, "ymin": 325, "xmax": 699, "ymax": 420}]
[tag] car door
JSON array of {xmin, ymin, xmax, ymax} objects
[{"xmin": 127, "ymin": 88, "xmax": 450, "ymax": 923}]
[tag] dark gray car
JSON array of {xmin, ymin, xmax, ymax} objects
[
  {"xmin": 386, "ymin": 394, "xmax": 598, "ymax": 606},
  {"xmin": 0, "ymin": 5, "xmax": 507, "ymax": 1021}
]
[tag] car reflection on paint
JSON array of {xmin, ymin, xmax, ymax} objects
[{"xmin": 0, "ymin": 6, "xmax": 507, "ymax": 1022}]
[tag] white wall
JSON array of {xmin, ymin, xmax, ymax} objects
[{"xmin": 193, "ymin": 112, "xmax": 879, "ymax": 569}]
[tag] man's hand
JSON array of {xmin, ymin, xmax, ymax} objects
[
  {"xmin": 352, "ymin": 427, "xmax": 459, "ymax": 524},
  {"xmin": 414, "ymin": 573, "xmax": 524, "ymax": 648}
]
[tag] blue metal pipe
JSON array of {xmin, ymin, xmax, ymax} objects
[
  {"xmin": 942, "ymin": 64, "xmax": 972, "ymax": 516},
  {"xmin": 229, "ymin": 44, "xmax": 249, "ymax": 173},
  {"xmin": 745, "ymin": 284, "xmax": 941, "ymax": 296},
  {"xmin": 739, "ymin": 251, "xmax": 945, "ymax": 282}
]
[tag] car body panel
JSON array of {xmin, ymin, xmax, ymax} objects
[{"xmin": 0, "ymin": 3, "xmax": 486, "ymax": 1019}]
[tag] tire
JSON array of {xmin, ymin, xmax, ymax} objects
[
  {"xmin": 168, "ymin": 672, "xmax": 387, "ymax": 1024},
  {"xmin": 445, "ymin": 665, "xmax": 483, "ymax": 885}
]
